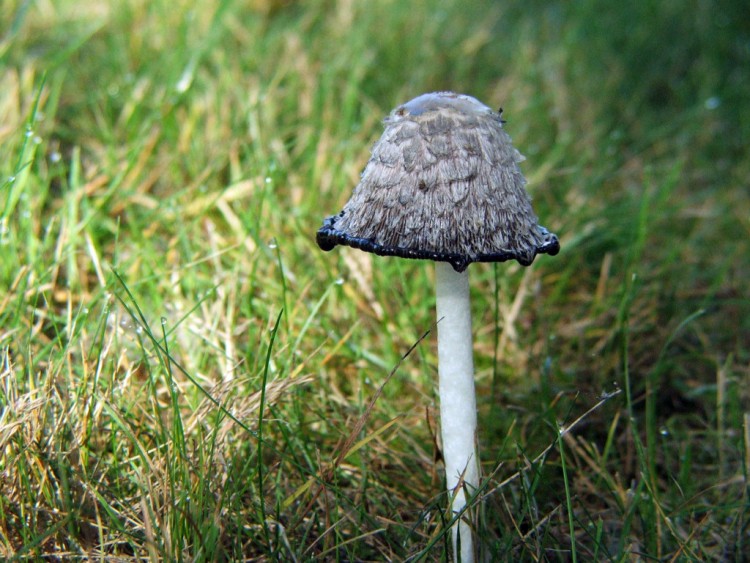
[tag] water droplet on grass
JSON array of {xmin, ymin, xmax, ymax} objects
[
  {"xmin": 176, "ymin": 74, "xmax": 191, "ymax": 93},
  {"xmin": 50, "ymin": 152, "xmax": 62, "ymax": 163},
  {"xmin": 0, "ymin": 218, "xmax": 9, "ymax": 245},
  {"xmin": 704, "ymin": 96, "xmax": 720, "ymax": 110},
  {"xmin": 334, "ymin": 278, "xmax": 344, "ymax": 285}
]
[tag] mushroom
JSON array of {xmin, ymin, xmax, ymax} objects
[{"xmin": 317, "ymin": 92, "xmax": 559, "ymax": 562}]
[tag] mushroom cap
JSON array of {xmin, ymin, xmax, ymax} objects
[{"xmin": 316, "ymin": 91, "xmax": 560, "ymax": 272}]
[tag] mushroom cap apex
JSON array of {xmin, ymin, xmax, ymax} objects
[{"xmin": 397, "ymin": 91, "xmax": 494, "ymax": 118}]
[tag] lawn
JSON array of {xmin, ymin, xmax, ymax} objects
[{"xmin": 1, "ymin": 0, "xmax": 749, "ymax": 560}]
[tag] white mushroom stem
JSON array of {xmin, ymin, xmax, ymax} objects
[{"xmin": 435, "ymin": 261, "xmax": 480, "ymax": 563}]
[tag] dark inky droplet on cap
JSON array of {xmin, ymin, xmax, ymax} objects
[{"xmin": 316, "ymin": 91, "xmax": 560, "ymax": 272}]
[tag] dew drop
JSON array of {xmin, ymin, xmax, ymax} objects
[
  {"xmin": 334, "ymin": 278, "xmax": 344, "ymax": 285},
  {"xmin": 161, "ymin": 317, "xmax": 167, "ymax": 326},
  {"xmin": 268, "ymin": 238, "xmax": 278, "ymax": 249},
  {"xmin": 659, "ymin": 426, "xmax": 669, "ymax": 437},
  {"xmin": 265, "ymin": 176, "xmax": 272, "ymax": 184},
  {"xmin": 0, "ymin": 218, "xmax": 9, "ymax": 246},
  {"xmin": 25, "ymin": 129, "xmax": 34, "ymax": 138},
  {"xmin": 7, "ymin": 176, "xmax": 15, "ymax": 184},
  {"xmin": 33, "ymin": 136, "xmax": 42, "ymax": 145},
  {"xmin": 135, "ymin": 326, "xmax": 143, "ymax": 335},
  {"xmin": 175, "ymin": 73, "xmax": 191, "ymax": 94},
  {"xmin": 50, "ymin": 151, "xmax": 62, "ymax": 163},
  {"xmin": 704, "ymin": 96, "xmax": 720, "ymax": 110}
]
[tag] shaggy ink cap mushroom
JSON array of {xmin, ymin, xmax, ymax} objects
[{"xmin": 316, "ymin": 91, "xmax": 560, "ymax": 272}]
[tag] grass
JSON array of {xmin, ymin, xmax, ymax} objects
[{"xmin": 1, "ymin": 0, "xmax": 749, "ymax": 560}]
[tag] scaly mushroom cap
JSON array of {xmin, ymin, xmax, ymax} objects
[{"xmin": 316, "ymin": 92, "xmax": 560, "ymax": 272}]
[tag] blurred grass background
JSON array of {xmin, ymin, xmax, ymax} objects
[{"xmin": 1, "ymin": 0, "xmax": 748, "ymax": 560}]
